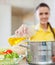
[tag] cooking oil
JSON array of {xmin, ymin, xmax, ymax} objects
[{"xmin": 8, "ymin": 37, "xmax": 26, "ymax": 46}]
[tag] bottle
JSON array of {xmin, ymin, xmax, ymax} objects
[{"xmin": 8, "ymin": 37, "xmax": 26, "ymax": 46}]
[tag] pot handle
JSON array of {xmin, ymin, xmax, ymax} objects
[{"xmin": 19, "ymin": 40, "xmax": 30, "ymax": 48}]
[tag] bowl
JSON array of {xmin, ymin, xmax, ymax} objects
[{"xmin": 0, "ymin": 55, "xmax": 25, "ymax": 65}]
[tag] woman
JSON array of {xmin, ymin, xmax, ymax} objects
[
  {"xmin": 12, "ymin": 3, "xmax": 55, "ymax": 63},
  {"xmin": 14, "ymin": 3, "xmax": 55, "ymax": 59},
  {"xmin": 15, "ymin": 3, "xmax": 55, "ymax": 41}
]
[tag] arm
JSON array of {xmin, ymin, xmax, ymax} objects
[
  {"xmin": 15, "ymin": 24, "xmax": 35, "ymax": 38},
  {"xmin": 15, "ymin": 24, "xmax": 29, "ymax": 37}
]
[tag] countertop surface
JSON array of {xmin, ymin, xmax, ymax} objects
[
  {"xmin": 18, "ymin": 59, "xmax": 29, "ymax": 65},
  {"xmin": 18, "ymin": 59, "xmax": 55, "ymax": 65}
]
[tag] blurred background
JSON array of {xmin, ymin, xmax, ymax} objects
[{"xmin": 0, "ymin": 0, "xmax": 55, "ymax": 48}]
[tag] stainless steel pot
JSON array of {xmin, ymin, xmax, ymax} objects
[{"xmin": 20, "ymin": 41, "xmax": 55, "ymax": 65}]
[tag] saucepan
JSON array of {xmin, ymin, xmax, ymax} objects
[{"xmin": 19, "ymin": 41, "xmax": 55, "ymax": 65}]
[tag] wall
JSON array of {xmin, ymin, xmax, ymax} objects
[
  {"xmin": 23, "ymin": 12, "xmax": 36, "ymax": 26},
  {"xmin": 11, "ymin": 0, "xmax": 35, "ymax": 9},
  {"xmin": 0, "ymin": 4, "xmax": 11, "ymax": 48},
  {"xmin": 11, "ymin": 15, "xmax": 23, "ymax": 35}
]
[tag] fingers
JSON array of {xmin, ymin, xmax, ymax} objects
[
  {"xmin": 23, "ymin": 26, "xmax": 28, "ymax": 34},
  {"xmin": 15, "ymin": 24, "xmax": 28, "ymax": 37}
]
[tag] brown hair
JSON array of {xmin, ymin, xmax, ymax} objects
[
  {"xmin": 36, "ymin": 3, "xmax": 50, "ymax": 10},
  {"xmin": 47, "ymin": 22, "xmax": 55, "ymax": 40}
]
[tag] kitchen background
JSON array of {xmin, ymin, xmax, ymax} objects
[{"xmin": 0, "ymin": 0, "xmax": 55, "ymax": 48}]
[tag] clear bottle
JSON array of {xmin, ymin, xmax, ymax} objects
[{"xmin": 8, "ymin": 37, "xmax": 26, "ymax": 46}]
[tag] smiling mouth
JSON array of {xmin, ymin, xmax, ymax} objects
[{"xmin": 42, "ymin": 18, "xmax": 48, "ymax": 20}]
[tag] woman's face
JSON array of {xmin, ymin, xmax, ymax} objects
[{"xmin": 38, "ymin": 7, "xmax": 50, "ymax": 24}]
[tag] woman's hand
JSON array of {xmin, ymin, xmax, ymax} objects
[{"xmin": 15, "ymin": 24, "xmax": 28, "ymax": 37}]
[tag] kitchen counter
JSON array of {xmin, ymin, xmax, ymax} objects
[
  {"xmin": 18, "ymin": 59, "xmax": 55, "ymax": 65},
  {"xmin": 18, "ymin": 59, "xmax": 29, "ymax": 65}
]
